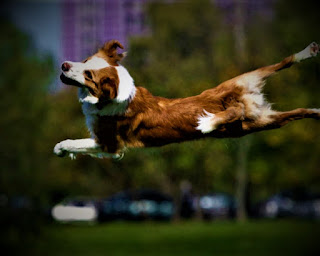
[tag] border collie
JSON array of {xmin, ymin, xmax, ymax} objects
[{"xmin": 54, "ymin": 40, "xmax": 320, "ymax": 160}]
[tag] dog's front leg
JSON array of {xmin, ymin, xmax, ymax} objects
[
  {"xmin": 54, "ymin": 138, "xmax": 122, "ymax": 160},
  {"xmin": 54, "ymin": 138, "xmax": 101, "ymax": 159}
]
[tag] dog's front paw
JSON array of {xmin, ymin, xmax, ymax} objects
[
  {"xmin": 54, "ymin": 140, "xmax": 72, "ymax": 157},
  {"xmin": 54, "ymin": 140, "xmax": 78, "ymax": 159},
  {"xmin": 54, "ymin": 142, "xmax": 67, "ymax": 157}
]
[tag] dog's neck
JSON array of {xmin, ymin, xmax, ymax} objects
[
  {"xmin": 96, "ymin": 100, "xmax": 129, "ymax": 116},
  {"xmin": 78, "ymin": 64, "xmax": 136, "ymax": 117}
]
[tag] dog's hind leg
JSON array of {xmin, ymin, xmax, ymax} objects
[
  {"xmin": 232, "ymin": 43, "xmax": 319, "ymax": 99},
  {"xmin": 258, "ymin": 42, "xmax": 319, "ymax": 79},
  {"xmin": 244, "ymin": 108, "xmax": 320, "ymax": 132},
  {"xmin": 236, "ymin": 42, "xmax": 319, "ymax": 93}
]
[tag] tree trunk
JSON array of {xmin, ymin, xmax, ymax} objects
[
  {"xmin": 233, "ymin": 0, "xmax": 250, "ymax": 222},
  {"xmin": 235, "ymin": 137, "xmax": 251, "ymax": 221}
]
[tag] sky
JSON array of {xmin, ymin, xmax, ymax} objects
[{"xmin": 1, "ymin": 0, "xmax": 62, "ymax": 65}]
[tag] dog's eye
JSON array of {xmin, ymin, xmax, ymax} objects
[{"xmin": 84, "ymin": 70, "xmax": 92, "ymax": 80}]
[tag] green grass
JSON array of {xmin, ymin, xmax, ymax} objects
[{"xmin": 34, "ymin": 220, "xmax": 319, "ymax": 256}]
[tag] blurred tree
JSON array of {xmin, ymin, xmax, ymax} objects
[
  {"xmin": 233, "ymin": 0, "xmax": 250, "ymax": 222},
  {"xmin": 0, "ymin": 18, "xmax": 54, "ymax": 254},
  {"xmin": 245, "ymin": 0, "xmax": 320, "ymax": 200},
  {"xmin": 0, "ymin": 18, "xmax": 54, "ymax": 199}
]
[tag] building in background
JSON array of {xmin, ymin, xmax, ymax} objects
[
  {"xmin": 60, "ymin": 0, "xmax": 274, "ymax": 62},
  {"xmin": 61, "ymin": 0, "xmax": 152, "ymax": 62}
]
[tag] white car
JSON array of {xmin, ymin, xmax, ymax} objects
[{"xmin": 51, "ymin": 198, "xmax": 98, "ymax": 222}]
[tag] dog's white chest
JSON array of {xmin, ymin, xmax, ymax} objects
[{"xmin": 81, "ymin": 103, "xmax": 99, "ymax": 137}]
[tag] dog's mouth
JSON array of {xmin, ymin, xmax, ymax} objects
[{"xmin": 60, "ymin": 73, "xmax": 84, "ymax": 88}]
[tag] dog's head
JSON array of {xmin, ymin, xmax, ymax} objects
[{"xmin": 60, "ymin": 40, "xmax": 135, "ymax": 104}]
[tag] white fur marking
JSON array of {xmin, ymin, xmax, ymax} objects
[
  {"xmin": 78, "ymin": 87, "xmax": 99, "ymax": 104},
  {"xmin": 80, "ymin": 94, "xmax": 99, "ymax": 104},
  {"xmin": 115, "ymin": 65, "xmax": 136, "ymax": 102},
  {"xmin": 237, "ymin": 72, "xmax": 265, "ymax": 93},
  {"xmin": 242, "ymin": 93, "xmax": 265, "ymax": 107},
  {"xmin": 241, "ymin": 92, "xmax": 275, "ymax": 123},
  {"xmin": 84, "ymin": 57, "xmax": 110, "ymax": 69},
  {"xmin": 242, "ymin": 93, "xmax": 273, "ymax": 120},
  {"xmin": 196, "ymin": 110, "xmax": 217, "ymax": 134}
]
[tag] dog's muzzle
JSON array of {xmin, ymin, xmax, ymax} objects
[{"xmin": 60, "ymin": 73, "xmax": 84, "ymax": 88}]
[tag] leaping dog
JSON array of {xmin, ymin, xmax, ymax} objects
[{"xmin": 54, "ymin": 40, "xmax": 320, "ymax": 160}]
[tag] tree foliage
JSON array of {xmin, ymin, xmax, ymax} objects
[{"xmin": 0, "ymin": 19, "xmax": 54, "ymax": 199}]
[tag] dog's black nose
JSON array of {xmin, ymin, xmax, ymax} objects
[{"xmin": 62, "ymin": 62, "xmax": 71, "ymax": 72}]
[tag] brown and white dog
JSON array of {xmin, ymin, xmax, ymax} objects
[{"xmin": 54, "ymin": 40, "xmax": 320, "ymax": 160}]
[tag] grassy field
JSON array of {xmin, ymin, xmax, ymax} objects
[{"xmin": 33, "ymin": 220, "xmax": 319, "ymax": 256}]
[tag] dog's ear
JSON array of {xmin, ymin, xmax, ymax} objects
[
  {"xmin": 102, "ymin": 40, "xmax": 126, "ymax": 63},
  {"xmin": 100, "ymin": 76, "xmax": 117, "ymax": 100}
]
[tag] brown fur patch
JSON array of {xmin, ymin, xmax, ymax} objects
[
  {"xmin": 83, "ymin": 66, "xmax": 119, "ymax": 102},
  {"xmin": 98, "ymin": 40, "xmax": 126, "ymax": 66}
]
